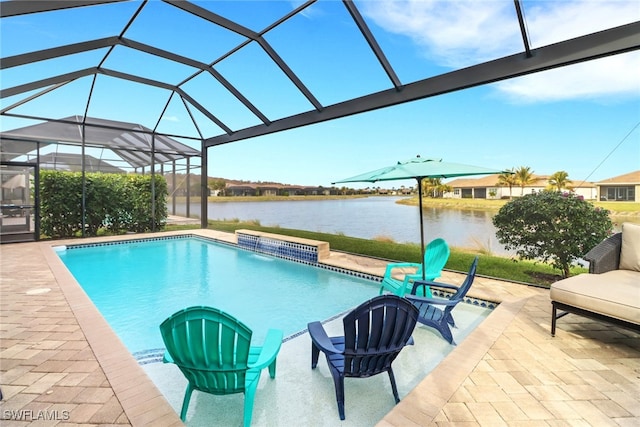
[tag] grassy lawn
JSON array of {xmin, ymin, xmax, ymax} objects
[
  {"xmin": 165, "ymin": 220, "xmax": 589, "ymax": 287},
  {"xmin": 399, "ymin": 196, "xmax": 640, "ymax": 216}
]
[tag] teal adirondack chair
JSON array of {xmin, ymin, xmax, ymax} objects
[
  {"xmin": 159, "ymin": 306, "xmax": 283, "ymax": 426},
  {"xmin": 379, "ymin": 238, "xmax": 450, "ymax": 297}
]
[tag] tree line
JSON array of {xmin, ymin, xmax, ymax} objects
[
  {"xmin": 421, "ymin": 167, "xmax": 574, "ymax": 199},
  {"xmin": 497, "ymin": 167, "xmax": 573, "ymax": 199}
]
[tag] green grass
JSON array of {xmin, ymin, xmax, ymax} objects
[
  {"xmin": 170, "ymin": 220, "xmax": 588, "ymax": 287},
  {"xmin": 400, "ymin": 196, "xmax": 640, "ymax": 216}
]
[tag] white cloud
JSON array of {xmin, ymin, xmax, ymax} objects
[
  {"xmin": 161, "ymin": 115, "xmax": 179, "ymax": 122},
  {"xmin": 362, "ymin": 0, "xmax": 640, "ymax": 102},
  {"xmin": 496, "ymin": 52, "xmax": 640, "ymax": 103},
  {"xmin": 362, "ymin": 0, "xmax": 519, "ymax": 67}
]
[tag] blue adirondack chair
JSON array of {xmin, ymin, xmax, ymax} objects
[
  {"xmin": 405, "ymin": 256, "xmax": 479, "ymax": 345},
  {"xmin": 308, "ymin": 295, "xmax": 419, "ymax": 420},
  {"xmin": 159, "ymin": 306, "xmax": 283, "ymax": 426},
  {"xmin": 380, "ymin": 238, "xmax": 450, "ymax": 297}
]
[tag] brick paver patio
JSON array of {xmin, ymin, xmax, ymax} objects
[{"xmin": 1, "ymin": 230, "xmax": 638, "ymax": 426}]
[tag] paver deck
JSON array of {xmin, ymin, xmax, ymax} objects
[{"xmin": 1, "ymin": 229, "xmax": 638, "ymax": 426}]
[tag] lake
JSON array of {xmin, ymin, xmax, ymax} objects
[{"xmin": 171, "ymin": 196, "xmax": 512, "ymax": 255}]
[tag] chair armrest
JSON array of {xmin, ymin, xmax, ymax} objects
[
  {"xmin": 249, "ymin": 328, "xmax": 283, "ymax": 370},
  {"xmin": 307, "ymin": 321, "xmax": 342, "ymax": 355},
  {"xmin": 405, "ymin": 293, "xmax": 457, "ymax": 307},
  {"xmin": 584, "ymin": 233, "xmax": 621, "ymax": 274},
  {"xmin": 410, "ymin": 279, "xmax": 459, "ymax": 294},
  {"xmin": 384, "ymin": 262, "xmax": 420, "ymax": 277}
]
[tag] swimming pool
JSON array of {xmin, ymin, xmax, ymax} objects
[
  {"xmin": 56, "ymin": 235, "xmax": 388, "ymax": 356},
  {"xmin": 55, "ymin": 233, "xmax": 496, "ymax": 425}
]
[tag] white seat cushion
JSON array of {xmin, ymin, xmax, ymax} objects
[
  {"xmin": 550, "ymin": 270, "xmax": 640, "ymax": 324},
  {"xmin": 620, "ymin": 222, "xmax": 640, "ymax": 272}
]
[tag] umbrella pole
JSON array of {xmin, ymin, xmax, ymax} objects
[{"xmin": 417, "ymin": 177, "xmax": 426, "ymax": 280}]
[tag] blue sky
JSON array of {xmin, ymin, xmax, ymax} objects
[{"xmin": 1, "ymin": 0, "xmax": 639, "ymax": 189}]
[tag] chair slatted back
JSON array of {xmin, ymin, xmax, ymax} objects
[
  {"xmin": 160, "ymin": 306, "xmax": 252, "ymax": 395},
  {"xmin": 421, "ymin": 238, "xmax": 450, "ymax": 278},
  {"xmin": 443, "ymin": 257, "xmax": 479, "ymax": 317},
  {"xmin": 342, "ymin": 295, "xmax": 418, "ymax": 378}
]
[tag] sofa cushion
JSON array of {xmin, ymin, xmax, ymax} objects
[
  {"xmin": 619, "ymin": 222, "xmax": 640, "ymax": 272},
  {"xmin": 550, "ymin": 270, "xmax": 640, "ymax": 324}
]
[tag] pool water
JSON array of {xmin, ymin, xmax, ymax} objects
[{"xmin": 56, "ymin": 236, "xmax": 387, "ymax": 354}]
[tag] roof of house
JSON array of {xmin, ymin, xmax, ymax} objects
[
  {"xmin": 447, "ymin": 174, "xmax": 551, "ymax": 188},
  {"xmin": 447, "ymin": 174, "xmax": 597, "ymax": 189},
  {"xmin": 595, "ymin": 170, "xmax": 640, "ymax": 185}
]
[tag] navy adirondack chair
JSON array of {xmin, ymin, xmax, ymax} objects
[
  {"xmin": 405, "ymin": 256, "xmax": 479, "ymax": 345},
  {"xmin": 308, "ymin": 295, "xmax": 419, "ymax": 420}
]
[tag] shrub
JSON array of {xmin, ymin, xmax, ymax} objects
[
  {"xmin": 492, "ymin": 191, "xmax": 612, "ymax": 278},
  {"xmin": 39, "ymin": 170, "xmax": 167, "ymax": 238}
]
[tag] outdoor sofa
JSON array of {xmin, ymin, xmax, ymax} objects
[{"xmin": 550, "ymin": 222, "xmax": 640, "ymax": 336}]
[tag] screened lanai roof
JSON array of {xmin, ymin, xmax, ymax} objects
[
  {"xmin": 0, "ymin": 0, "xmax": 639, "ymax": 149},
  {"xmin": 0, "ymin": 115, "xmax": 200, "ymax": 168}
]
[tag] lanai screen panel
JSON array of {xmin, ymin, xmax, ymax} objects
[
  {"xmin": 0, "ymin": 116, "xmax": 200, "ymax": 171},
  {"xmin": 1, "ymin": 0, "xmax": 639, "ymax": 149}
]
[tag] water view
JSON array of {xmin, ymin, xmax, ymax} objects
[{"xmin": 172, "ymin": 196, "xmax": 511, "ymax": 255}]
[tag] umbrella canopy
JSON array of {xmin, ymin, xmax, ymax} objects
[
  {"xmin": 334, "ymin": 156, "xmax": 510, "ymax": 280},
  {"xmin": 334, "ymin": 156, "xmax": 507, "ymax": 183}
]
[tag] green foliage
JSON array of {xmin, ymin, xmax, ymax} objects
[
  {"xmin": 492, "ymin": 191, "xmax": 612, "ymax": 278},
  {"xmin": 547, "ymin": 170, "xmax": 572, "ymax": 191},
  {"xmin": 497, "ymin": 169, "xmax": 517, "ymax": 199},
  {"xmin": 39, "ymin": 170, "xmax": 168, "ymax": 238}
]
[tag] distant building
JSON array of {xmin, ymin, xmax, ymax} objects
[
  {"xmin": 444, "ymin": 174, "xmax": 597, "ymax": 200},
  {"xmin": 594, "ymin": 170, "xmax": 639, "ymax": 202},
  {"xmin": 226, "ymin": 184, "xmax": 258, "ymax": 196}
]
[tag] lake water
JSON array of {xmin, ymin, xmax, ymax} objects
[{"xmin": 171, "ymin": 197, "xmax": 511, "ymax": 255}]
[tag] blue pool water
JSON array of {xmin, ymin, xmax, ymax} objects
[{"xmin": 56, "ymin": 236, "xmax": 385, "ymax": 354}]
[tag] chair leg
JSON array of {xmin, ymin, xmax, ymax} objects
[
  {"xmin": 244, "ymin": 386, "xmax": 257, "ymax": 427},
  {"xmin": 311, "ymin": 342, "xmax": 320, "ymax": 368},
  {"xmin": 268, "ymin": 358, "xmax": 277, "ymax": 378},
  {"xmin": 551, "ymin": 303, "xmax": 557, "ymax": 337},
  {"xmin": 332, "ymin": 373, "xmax": 346, "ymax": 420},
  {"xmin": 387, "ymin": 368, "xmax": 400, "ymax": 404},
  {"xmin": 445, "ymin": 312, "xmax": 455, "ymax": 327},
  {"xmin": 440, "ymin": 324, "xmax": 455, "ymax": 345},
  {"xmin": 180, "ymin": 383, "xmax": 194, "ymax": 421}
]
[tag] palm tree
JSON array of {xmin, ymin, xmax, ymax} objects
[
  {"xmin": 497, "ymin": 169, "xmax": 517, "ymax": 199},
  {"xmin": 423, "ymin": 178, "xmax": 443, "ymax": 198},
  {"xmin": 514, "ymin": 166, "xmax": 536, "ymax": 196},
  {"xmin": 548, "ymin": 170, "xmax": 573, "ymax": 191}
]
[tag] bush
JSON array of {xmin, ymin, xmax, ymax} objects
[
  {"xmin": 492, "ymin": 191, "xmax": 612, "ymax": 278},
  {"xmin": 39, "ymin": 171, "xmax": 167, "ymax": 238}
]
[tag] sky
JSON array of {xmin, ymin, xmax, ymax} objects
[{"xmin": 1, "ymin": 0, "xmax": 639, "ymax": 189}]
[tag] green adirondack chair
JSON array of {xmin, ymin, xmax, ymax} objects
[
  {"xmin": 380, "ymin": 238, "xmax": 450, "ymax": 297},
  {"xmin": 159, "ymin": 306, "xmax": 283, "ymax": 426}
]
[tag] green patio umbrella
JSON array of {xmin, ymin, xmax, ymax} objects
[{"xmin": 333, "ymin": 155, "xmax": 510, "ymax": 279}]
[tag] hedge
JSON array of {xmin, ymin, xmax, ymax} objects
[{"xmin": 39, "ymin": 170, "xmax": 168, "ymax": 238}]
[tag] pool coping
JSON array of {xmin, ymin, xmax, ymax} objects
[{"xmin": 38, "ymin": 229, "xmax": 516, "ymax": 426}]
